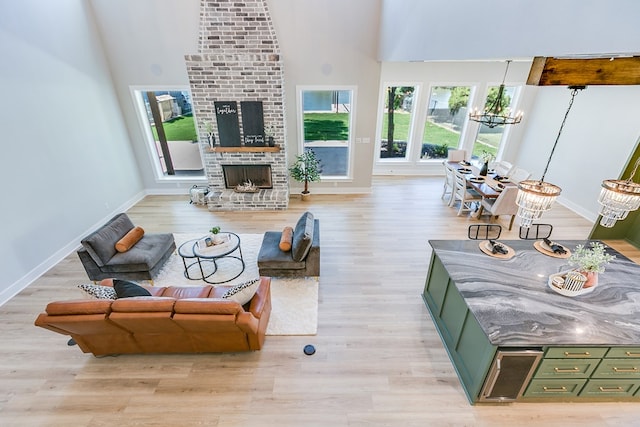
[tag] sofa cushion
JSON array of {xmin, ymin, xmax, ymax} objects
[
  {"xmin": 291, "ymin": 212, "xmax": 314, "ymax": 262},
  {"xmin": 115, "ymin": 226, "xmax": 145, "ymax": 253},
  {"xmin": 78, "ymin": 283, "xmax": 117, "ymax": 300},
  {"xmin": 257, "ymin": 232, "xmax": 306, "ymax": 270},
  {"xmin": 81, "ymin": 213, "xmax": 134, "ymax": 267},
  {"xmin": 161, "ymin": 286, "xmax": 213, "ymax": 299},
  {"xmin": 222, "ymin": 278, "xmax": 261, "ymax": 305},
  {"xmin": 99, "ymin": 233, "xmax": 175, "ymax": 273},
  {"xmin": 113, "ymin": 280, "xmax": 152, "ymax": 298}
]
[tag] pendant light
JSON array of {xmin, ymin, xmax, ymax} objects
[
  {"xmin": 469, "ymin": 60, "xmax": 524, "ymax": 128},
  {"xmin": 516, "ymin": 86, "xmax": 585, "ymax": 228},
  {"xmin": 598, "ymin": 155, "xmax": 640, "ymax": 227}
]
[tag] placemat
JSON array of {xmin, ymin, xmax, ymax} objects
[
  {"xmin": 533, "ymin": 240, "xmax": 571, "ymax": 259},
  {"xmin": 478, "ymin": 241, "xmax": 515, "ymax": 260}
]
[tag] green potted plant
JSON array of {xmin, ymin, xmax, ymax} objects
[
  {"xmin": 568, "ymin": 241, "xmax": 616, "ymax": 288},
  {"xmin": 209, "ymin": 226, "xmax": 222, "ymax": 244},
  {"xmin": 289, "ymin": 149, "xmax": 321, "ymax": 201}
]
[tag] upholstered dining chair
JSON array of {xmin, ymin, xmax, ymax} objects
[
  {"xmin": 476, "ymin": 186, "xmax": 519, "ymax": 230},
  {"xmin": 468, "ymin": 224, "xmax": 502, "ymax": 240},
  {"xmin": 519, "ymin": 223, "xmax": 554, "ymax": 240},
  {"xmin": 451, "ymin": 169, "xmax": 482, "ymax": 216},
  {"xmin": 447, "ymin": 149, "xmax": 467, "ymax": 162},
  {"xmin": 508, "ymin": 167, "xmax": 531, "ymax": 183},
  {"xmin": 494, "ymin": 160, "xmax": 513, "ymax": 177}
]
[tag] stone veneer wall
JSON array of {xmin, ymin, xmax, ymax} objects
[{"xmin": 185, "ymin": 0, "xmax": 288, "ymax": 211}]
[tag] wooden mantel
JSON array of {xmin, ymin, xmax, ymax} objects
[
  {"xmin": 527, "ymin": 56, "xmax": 640, "ymax": 86},
  {"xmin": 207, "ymin": 146, "xmax": 281, "ymax": 153}
]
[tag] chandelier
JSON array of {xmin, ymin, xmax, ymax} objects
[
  {"xmin": 469, "ymin": 60, "xmax": 523, "ymax": 128},
  {"xmin": 598, "ymin": 155, "xmax": 640, "ymax": 227},
  {"xmin": 516, "ymin": 86, "xmax": 585, "ymax": 228}
]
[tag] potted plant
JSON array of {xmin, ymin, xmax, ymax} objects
[
  {"xmin": 264, "ymin": 123, "xmax": 275, "ymax": 147},
  {"xmin": 479, "ymin": 150, "xmax": 494, "ymax": 176},
  {"xmin": 204, "ymin": 121, "xmax": 215, "ymax": 148},
  {"xmin": 568, "ymin": 241, "xmax": 616, "ymax": 288},
  {"xmin": 209, "ymin": 226, "xmax": 222, "ymax": 244},
  {"xmin": 289, "ymin": 149, "xmax": 321, "ymax": 201}
]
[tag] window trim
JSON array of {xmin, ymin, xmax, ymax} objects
[
  {"xmin": 130, "ymin": 85, "xmax": 206, "ymax": 183},
  {"xmin": 296, "ymin": 85, "xmax": 357, "ymax": 180}
]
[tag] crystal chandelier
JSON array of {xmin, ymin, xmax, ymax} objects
[
  {"xmin": 516, "ymin": 86, "xmax": 585, "ymax": 228},
  {"xmin": 598, "ymin": 156, "xmax": 640, "ymax": 227},
  {"xmin": 469, "ymin": 60, "xmax": 523, "ymax": 128}
]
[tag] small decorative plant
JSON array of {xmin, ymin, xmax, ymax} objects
[
  {"xmin": 289, "ymin": 149, "xmax": 322, "ymax": 197},
  {"xmin": 568, "ymin": 242, "xmax": 616, "ymax": 273},
  {"xmin": 209, "ymin": 226, "xmax": 222, "ymax": 243},
  {"xmin": 209, "ymin": 226, "xmax": 221, "ymax": 235},
  {"xmin": 480, "ymin": 150, "xmax": 494, "ymax": 164}
]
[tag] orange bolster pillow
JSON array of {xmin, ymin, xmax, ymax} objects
[
  {"xmin": 115, "ymin": 226, "xmax": 145, "ymax": 253},
  {"xmin": 279, "ymin": 226, "xmax": 294, "ymax": 252}
]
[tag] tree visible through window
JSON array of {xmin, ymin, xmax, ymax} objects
[
  {"xmin": 421, "ymin": 86, "xmax": 471, "ymax": 160},
  {"xmin": 378, "ymin": 85, "xmax": 415, "ymax": 159}
]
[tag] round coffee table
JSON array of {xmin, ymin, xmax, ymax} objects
[
  {"xmin": 177, "ymin": 238, "xmax": 202, "ymax": 280},
  {"xmin": 191, "ymin": 232, "xmax": 245, "ymax": 284}
]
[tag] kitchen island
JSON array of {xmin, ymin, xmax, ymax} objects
[{"xmin": 422, "ymin": 239, "xmax": 640, "ymax": 404}]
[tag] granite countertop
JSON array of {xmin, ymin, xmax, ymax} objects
[{"xmin": 429, "ymin": 239, "xmax": 640, "ymax": 347}]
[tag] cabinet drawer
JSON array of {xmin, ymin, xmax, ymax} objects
[
  {"xmin": 606, "ymin": 347, "xmax": 640, "ymax": 359},
  {"xmin": 579, "ymin": 379, "xmax": 640, "ymax": 397},
  {"xmin": 545, "ymin": 347, "xmax": 607, "ymax": 359},
  {"xmin": 593, "ymin": 359, "xmax": 640, "ymax": 378},
  {"xmin": 524, "ymin": 379, "xmax": 586, "ymax": 397},
  {"xmin": 534, "ymin": 359, "xmax": 600, "ymax": 378}
]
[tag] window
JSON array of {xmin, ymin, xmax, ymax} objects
[
  {"xmin": 421, "ymin": 86, "xmax": 472, "ymax": 160},
  {"xmin": 132, "ymin": 88, "xmax": 204, "ymax": 179},
  {"xmin": 378, "ymin": 85, "xmax": 416, "ymax": 160},
  {"xmin": 470, "ymin": 85, "xmax": 519, "ymax": 161},
  {"xmin": 299, "ymin": 87, "xmax": 354, "ymax": 178}
]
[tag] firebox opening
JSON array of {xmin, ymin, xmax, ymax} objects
[{"xmin": 222, "ymin": 164, "xmax": 272, "ymax": 189}]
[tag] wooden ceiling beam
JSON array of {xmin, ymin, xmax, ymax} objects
[{"xmin": 527, "ymin": 56, "xmax": 640, "ymax": 86}]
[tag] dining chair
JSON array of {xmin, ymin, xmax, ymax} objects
[
  {"xmin": 468, "ymin": 224, "xmax": 502, "ymax": 240},
  {"xmin": 447, "ymin": 149, "xmax": 467, "ymax": 162},
  {"xmin": 441, "ymin": 161, "xmax": 456, "ymax": 204},
  {"xmin": 451, "ymin": 169, "xmax": 482, "ymax": 215},
  {"xmin": 494, "ymin": 160, "xmax": 513, "ymax": 177},
  {"xmin": 519, "ymin": 223, "xmax": 553, "ymax": 240},
  {"xmin": 476, "ymin": 185, "xmax": 519, "ymax": 230},
  {"xmin": 508, "ymin": 167, "xmax": 531, "ymax": 183}
]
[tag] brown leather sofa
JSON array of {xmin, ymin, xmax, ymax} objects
[{"xmin": 34, "ymin": 277, "xmax": 271, "ymax": 356}]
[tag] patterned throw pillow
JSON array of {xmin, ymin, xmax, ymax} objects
[
  {"xmin": 78, "ymin": 283, "xmax": 117, "ymax": 300},
  {"xmin": 221, "ymin": 278, "xmax": 261, "ymax": 305}
]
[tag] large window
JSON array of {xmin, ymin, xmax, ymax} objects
[
  {"xmin": 378, "ymin": 85, "xmax": 416, "ymax": 160},
  {"xmin": 299, "ymin": 88, "xmax": 354, "ymax": 178},
  {"xmin": 132, "ymin": 88, "xmax": 204, "ymax": 179},
  {"xmin": 470, "ymin": 85, "xmax": 519, "ymax": 161},
  {"xmin": 421, "ymin": 86, "xmax": 472, "ymax": 160}
]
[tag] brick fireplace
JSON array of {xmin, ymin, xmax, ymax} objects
[{"xmin": 185, "ymin": 0, "xmax": 289, "ymax": 211}]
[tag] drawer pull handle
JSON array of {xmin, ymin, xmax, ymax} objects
[
  {"xmin": 625, "ymin": 352, "xmax": 640, "ymax": 357},
  {"xmin": 599, "ymin": 386, "xmax": 625, "ymax": 392},
  {"xmin": 543, "ymin": 386, "xmax": 567, "ymax": 392},
  {"xmin": 564, "ymin": 351, "xmax": 590, "ymax": 357},
  {"xmin": 613, "ymin": 367, "xmax": 638, "ymax": 373},
  {"xmin": 554, "ymin": 367, "xmax": 580, "ymax": 373}
]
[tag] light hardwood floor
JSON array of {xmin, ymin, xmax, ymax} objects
[{"xmin": 2, "ymin": 176, "xmax": 638, "ymax": 426}]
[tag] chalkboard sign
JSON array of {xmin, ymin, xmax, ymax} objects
[
  {"xmin": 214, "ymin": 101, "xmax": 241, "ymax": 147},
  {"xmin": 241, "ymin": 101, "xmax": 265, "ymax": 147}
]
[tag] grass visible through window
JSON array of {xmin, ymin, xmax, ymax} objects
[{"xmin": 151, "ymin": 113, "xmax": 197, "ymax": 141}]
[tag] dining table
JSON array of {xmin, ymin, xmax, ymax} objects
[{"xmin": 448, "ymin": 160, "xmax": 516, "ymax": 199}]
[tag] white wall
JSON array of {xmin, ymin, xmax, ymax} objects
[
  {"xmin": 89, "ymin": 0, "xmax": 201, "ymax": 192},
  {"xmin": 514, "ymin": 85, "xmax": 640, "ymax": 222},
  {"xmin": 267, "ymin": 0, "xmax": 382, "ymax": 192},
  {"xmin": 380, "ymin": 0, "xmax": 640, "ymax": 61},
  {"xmin": 0, "ymin": 0, "xmax": 143, "ymax": 304}
]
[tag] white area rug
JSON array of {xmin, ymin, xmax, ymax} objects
[{"xmin": 152, "ymin": 234, "xmax": 318, "ymax": 336}]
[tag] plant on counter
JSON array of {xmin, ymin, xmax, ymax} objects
[{"xmin": 568, "ymin": 241, "xmax": 616, "ymax": 273}]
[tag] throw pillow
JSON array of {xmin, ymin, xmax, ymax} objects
[
  {"xmin": 221, "ymin": 278, "xmax": 260, "ymax": 305},
  {"xmin": 279, "ymin": 226, "xmax": 294, "ymax": 252},
  {"xmin": 291, "ymin": 211, "xmax": 314, "ymax": 262},
  {"xmin": 78, "ymin": 283, "xmax": 117, "ymax": 300},
  {"xmin": 113, "ymin": 279, "xmax": 151, "ymax": 298},
  {"xmin": 115, "ymin": 226, "xmax": 145, "ymax": 253}
]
